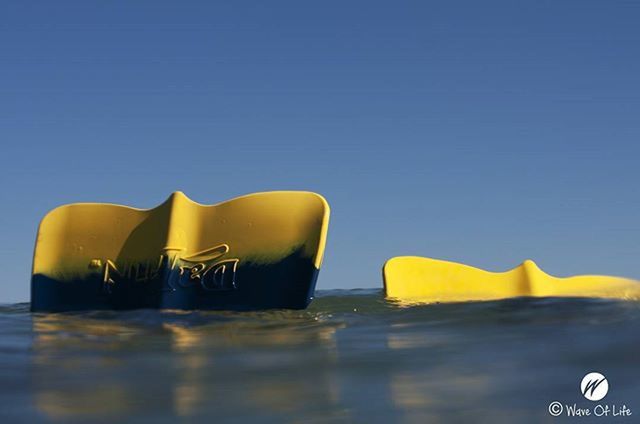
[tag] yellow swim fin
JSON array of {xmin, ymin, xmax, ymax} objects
[
  {"xmin": 31, "ymin": 191, "xmax": 330, "ymax": 311},
  {"xmin": 383, "ymin": 256, "xmax": 640, "ymax": 304}
]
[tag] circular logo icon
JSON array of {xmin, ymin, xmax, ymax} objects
[{"xmin": 580, "ymin": 372, "xmax": 608, "ymax": 401}]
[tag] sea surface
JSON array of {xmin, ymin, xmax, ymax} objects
[{"xmin": 0, "ymin": 289, "xmax": 638, "ymax": 423}]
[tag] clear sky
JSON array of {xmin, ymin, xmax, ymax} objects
[{"xmin": 2, "ymin": 1, "xmax": 639, "ymax": 302}]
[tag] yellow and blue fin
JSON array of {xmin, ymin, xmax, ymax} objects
[{"xmin": 383, "ymin": 256, "xmax": 640, "ymax": 304}]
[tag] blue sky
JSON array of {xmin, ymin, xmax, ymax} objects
[{"xmin": 2, "ymin": 1, "xmax": 639, "ymax": 302}]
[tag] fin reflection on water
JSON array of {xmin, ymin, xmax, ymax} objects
[
  {"xmin": 20, "ymin": 292, "xmax": 640, "ymax": 422},
  {"xmin": 31, "ymin": 310, "xmax": 347, "ymax": 421}
]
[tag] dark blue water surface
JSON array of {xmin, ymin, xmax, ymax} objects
[{"xmin": 1, "ymin": 290, "xmax": 638, "ymax": 423}]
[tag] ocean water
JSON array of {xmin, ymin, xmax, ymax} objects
[{"xmin": 0, "ymin": 289, "xmax": 638, "ymax": 423}]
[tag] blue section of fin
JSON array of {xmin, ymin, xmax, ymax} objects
[{"xmin": 31, "ymin": 249, "xmax": 319, "ymax": 312}]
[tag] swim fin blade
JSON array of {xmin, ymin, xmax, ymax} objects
[
  {"xmin": 31, "ymin": 191, "xmax": 330, "ymax": 311},
  {"xmin": 383, "ymin": 256, "xmax": 640, "ymax": 304}
]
